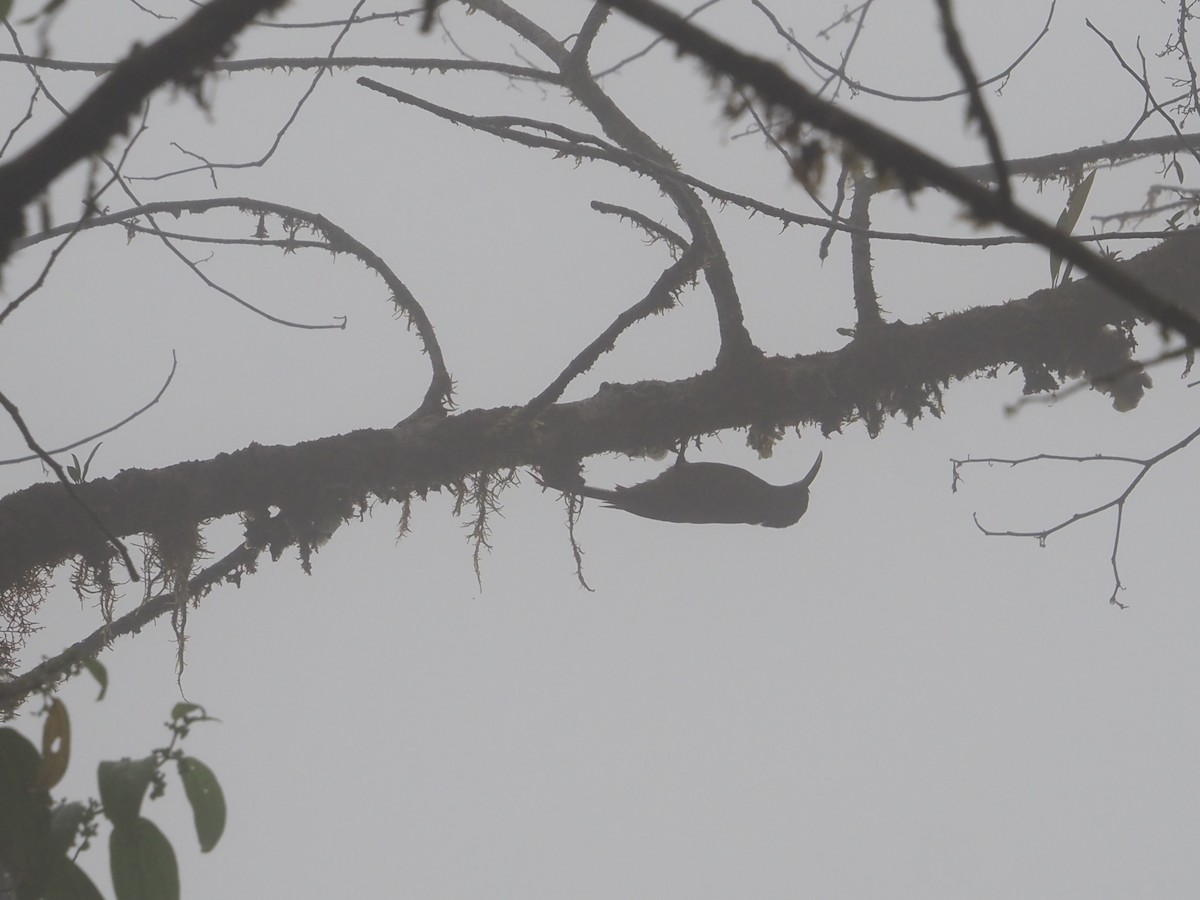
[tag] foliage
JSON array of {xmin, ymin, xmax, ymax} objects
[{"xmin": 0, "ymin": 669, "xmax": 225, "ymax": 900}]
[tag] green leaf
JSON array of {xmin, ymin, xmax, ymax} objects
[
  {"xmin": 37, "ymin": 697, "xmax": 71, "ymax": 789},
  {"xmin": 43, "ymin": 854, "xmax": 106, "ymax": 900},
  {"xmin": 81, "ymin": 657, "xmax": 108, "ymax": 700},
  {"xmin": 177, "ymin": 756, "xmax": 226, "ymax": 852},
  {"xmin": 109, "ymin": 818, "xmax": 179, "ymax": 900},
  {"xmin": 79, "ymin": 442, "xmax": 102, "ymax": 481},
  {"xmin": 1050, "ymin": 169, "xmax": 1096, "ymax": 286},
  {"xmin": 48, "ymin": 801, "xmax": 89, "ymax": 857},
  {"xmin": 98, "ymin": 756, "xmax": 158, "ymax": 829},
  {"xmin": 0, "ymin": 1, "xmax": 13, "ymax": 23},
  {"xmin": 169, "ymin": 702, "xmax": 204, "ymax": 722},
  {"xmin": 0, "ymin": 728, "xmax": 53, "ymax": 897}
]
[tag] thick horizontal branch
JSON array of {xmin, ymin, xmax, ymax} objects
[{"xmin": 3, "ymin": 232, "xmax": 1196, "ymax": 593}]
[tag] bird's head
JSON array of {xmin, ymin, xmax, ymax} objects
[{"xmin": 759, "ymin": 451, "xmax": 823, "ymax": 528}]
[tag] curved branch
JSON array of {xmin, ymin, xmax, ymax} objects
[
  {"xmin": 751, "ymin": 0, "xmax": 1055, "ymax": 104},
  {"xmin": 15, "ymin": 198, "xmax": 454, "ymax": 417}
]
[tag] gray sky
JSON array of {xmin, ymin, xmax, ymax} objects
[{"xmin": 3, "ymin": 1, "xmax": 1199, "ymax": 897}]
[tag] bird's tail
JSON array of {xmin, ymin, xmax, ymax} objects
[{"xmin": 534, "ymin": 466, "xmax": 618, "ymax": 504}]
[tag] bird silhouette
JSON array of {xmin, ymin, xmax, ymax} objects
[{"xmin": 553, "ymin": 451, "xmax": 823, "ymax": 527}]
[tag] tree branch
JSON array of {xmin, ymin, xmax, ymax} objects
[
  {"xmin": 0, "ymin": 0, "xmax": 292, "ymax": 263},
  {"xmin": 600, "ymin": 0, "xmax": 1200, "ymax": 346},
  {"xmin": 3, "ymin": 230, "xmax": 1195, "ymax": 594}
]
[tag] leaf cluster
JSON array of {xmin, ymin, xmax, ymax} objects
[{"xmin": 0, "ymin": 672, "xmax": 224, "ymax": 900}]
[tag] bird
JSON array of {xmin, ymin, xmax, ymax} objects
[{"xmin": 550, "ymin": 451, "xmax": 823, "ymax": 527}]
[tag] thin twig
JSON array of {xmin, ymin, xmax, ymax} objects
[
  {"xmin": 0, "ymin": 352, "xmax": 179, "ymax": 466},
  {"xmin": 0, "ymin": 541, "xmax": 260, "ymax": 709}
]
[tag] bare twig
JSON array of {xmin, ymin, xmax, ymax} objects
[
  {"xmin": 1088, "ymin": 20, "xmax": 1200, "ymax": 169},
  {"xmin": 524, "ymin": 242, "xmax": 703, "ymax": 415},
  {"xmin": 144, "ymin": 0, "xmax": 369, "ymax": 183},
  {"xmin": 589, "ymin": 201, "xmax": 689, "ymax": 250},
  {"xmin": 0, "ymin": 352, "xmax": 179, "ymax": 467},
  {"xmin": 751, "ymin": 0, "xmax": 1055, "ymax": 104},
  {"xmin": 592, "ymin": 0, "xmax": 725, "ymax": 79},
  {"xmin": 954, "ymin": 423, "xmax": 1200, "ymax": 606}
]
